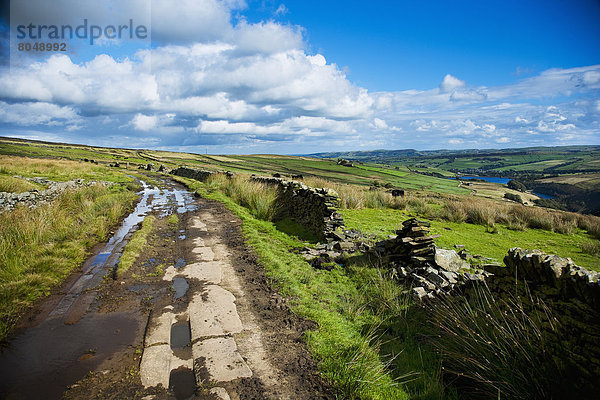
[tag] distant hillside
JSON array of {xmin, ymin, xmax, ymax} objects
[{"xmin": 307, "ymin": 145, "xmax": 600, "ymax": 174}]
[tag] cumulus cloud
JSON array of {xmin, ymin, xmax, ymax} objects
[
  {"xmin": 131, "ymin": 114, "xmax": 158, "ymax": 130},
  {"xmin": 439, "ymin": 74, "xmax": 466, "ymax": 93},
  {"xmin": 0, "ymin": 1, "xmax": 599, "ymax": 153}
]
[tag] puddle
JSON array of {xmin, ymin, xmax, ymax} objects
[
  {"xmin": 0, "ymin": 312, "xmax": 141, "ymax": 400},
  {"xmin": 173, "ymin": 277, "xmax": 189, "ymax": 300},
  {"xmin": 169, "ymin": 367, "xmax": 196, "ymax": 400},
  {"xmin": 170, "ymin": 322, "xmax": 191, "ymax": 349},
  {"xmin": 174, "ymin": 258, "xmax": 186, "ymax": 269},
  {"xmin": 0, "ymin": 178, "xmax": 198, "ymax": 399}
]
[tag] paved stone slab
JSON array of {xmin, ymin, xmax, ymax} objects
[
  {"xmin": 193, "ymin": 336, "xmax": 252, "ymax": 383},
  {"xmin": 189, "ymin": 286, "xmax": 242, "ymax": 338},
  {"xmin": 191, "ymin": 219, "xmax": 207, "ymax": 231},
  {"xmin": 140, "ymin": 344, "xmax": 171, "ymax": 388},
  {"xmin": 209, "ymin": 387, "xmax": 231, "ymax": 400},
  {"xmin": 163, "ymin": 261, "xmax": 223, "ymax": 284},
  {"xmin": 193, "ymin": 237, "xmax": 206, "ymax": 247},
  {"xmin": 145, "ymin": 307, "xmax": 174, "ymax": 347},
  {"xmin": 192, "ymin": 246, "xmax": 215, "ymax": 261}
]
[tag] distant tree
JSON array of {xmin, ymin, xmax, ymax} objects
[
  {"xmin": 507, "ymin": 180, "xmax": 527, "ymax": 192},
  {"xmin": 504, "ymin": 193, "xmax": 523, "ymax": 203}
]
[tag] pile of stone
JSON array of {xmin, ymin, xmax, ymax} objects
[
  {"xmin": 0, "ymin": 178, "xmax": 103, "ymax": 213},
  {"xmin": 299, "ymin": 228, "xmax": 371, "ymax": 265},
  {"xmin": 381, "ymin": 218, "xmax": 439, "ymax": 265},
  {"xmin": 374, "ymin": 218, "xmax": 489, "ymax": 300}
]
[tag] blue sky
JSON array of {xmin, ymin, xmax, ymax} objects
[
  {"xmin": 0, "ymin": 0, "xmax": 599, "ymax": 154},
  {"xmin": 241, "ymin": 0, "xmax": 600, "ymax": 90}
]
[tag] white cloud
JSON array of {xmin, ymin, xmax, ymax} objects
[
  {"xmin": 0, "ymin": 101, "xmax": 80, "ymax": 127},
  {"xmin": 1, "ymin": 2, "xmax": 599, "ymax": 153},
  {"xmin": 439, "ymin": 74, "xmax": 466, "ymax": 93},
  {"xmin": 131, "ymin": 114, "xmax": 158, "ymax": 130}
]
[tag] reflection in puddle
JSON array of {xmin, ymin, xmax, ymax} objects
[{"xmin": 170, "ymin": 322, "xmax": 191, "ymax": 349}]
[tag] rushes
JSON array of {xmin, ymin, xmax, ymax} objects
[{"xmin": 427, "ymin": 285, "xmax": 562, "ymax": 399}]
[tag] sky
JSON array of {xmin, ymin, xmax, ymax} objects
[{"xmin": 0, "ymin": 0, "xmax": 599, "ymax": 154}]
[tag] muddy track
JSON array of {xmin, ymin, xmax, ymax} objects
[{"xmin": 0, "ymin": 177, "xmax": 334, "ymax": 400}]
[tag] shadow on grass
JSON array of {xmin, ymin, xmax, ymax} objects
[{"xmin": 274, "ymin": 217, "xmax": 320, "ymax": 244}]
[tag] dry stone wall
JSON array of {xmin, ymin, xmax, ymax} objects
[
  {"xmin": 170, "ymin": 167, "xmax": 348, "ymax": 242},
  {"xmin": 250, "ymin": 176, "xmax": 345, "ymax": 241},
  {"xmin": 170, "ymin": 167, "xmax": 216, "ymax": 181},
  {"xmin": 0, "ymin": 178, "xmax": 101, "ymax": 213},
  {"xmin": 481, "ymin": 249, "xmax": 600, "ymax": 394}
]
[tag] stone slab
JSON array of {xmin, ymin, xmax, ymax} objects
[
  {"xmin": 189, "ymin": 286, "xmax": 242, "ymax": 339},
  {"xmin": 193, "ymin": 336, "xmax": 252, "ymax": 383}
]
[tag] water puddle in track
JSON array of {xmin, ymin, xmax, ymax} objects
[
  {"xmin": 174, "ymin": 258, "xmax": 186, "ymax": 269},
  {"xmin": 169, "ymin": 367, "xmax": 196, "ymax": 400},
  {"xmin": 173, "ymin": 277, "xmax": 190, "ymax": 300},
  {"xmin": 0, "ymin": 177, "xmax": 199, "ymax": 400},
  {"xmin": 170, "ymin": 322, "xmax": 191, "ymax": 349}
]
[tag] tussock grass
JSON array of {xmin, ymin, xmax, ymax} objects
[
  {"xmin": 582, "ymin": 240, "xmax": 600, "ymax": 255},
  {"xmin": 206, "ymin": 174, "xmax": 279, "ymax": 221},
  {"xmin": 304, "ymin": 176, "xmax": 408, "ymax": 210},
  {"xmin": 117, "ymin": 215, "xmax": 156, "ymax": 276},
  {"xmin": 0, "ymin": 184, "xmax": 137, "ymax": 340},
  {"xmin": 427, "ymin": 285, "xmax": 563, "ymax": 399},
  {"xmin": 0, "ymin": 175, "xmax": 44, "ymax": 193}
]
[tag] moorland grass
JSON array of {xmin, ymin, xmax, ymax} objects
[
  {"xmin": 0, "ymin": 183, "xmax": 137, "ymax": 340},
  {"xmin": 0, "ymin": 155, "xmax": 132, "ymax": 184},
  {"xmin": 116, "ymin": 215, "xmax": 156, "ymax": 276},
  {"xmin": 0, "ymin": 175, "xmax": 45, "ymax": 193},
  {"xmin": 304, "ymin": 175, "xmax": 600, "ymax": 241},
  {"xmin": 342, "ymin": 208, "xmax": 600, "ymax": 270}
]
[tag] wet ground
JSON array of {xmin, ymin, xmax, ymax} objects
[
  {"xmin": 0, "ymin": 177, "xmax": 196, "ymax": 399},
  {"xmin": 0, "ymin": 174, "xmax": 333, "ymax": 400}
]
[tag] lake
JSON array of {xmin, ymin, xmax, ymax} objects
[
  {"xmin": 458, "ymin": 176, "xmax": 555, "ymax": 199},
  {"xmin": 459, "ymin": 176, "xmax": 511, "ymax": 184}
]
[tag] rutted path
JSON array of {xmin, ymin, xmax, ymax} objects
[
  {"xmin": 0, "ymin": 176, "xmax": 333, "ymax": 400},
  {"xmin": 140, "ymin": 215, "xmax": 252, "ymax": 399}
]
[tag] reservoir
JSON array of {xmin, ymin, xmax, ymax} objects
[
  {"xmin": 458, "ymin": 176, "xmax": 555, "ymax": 199},
  {"xmin": 460, "ymin": 176, "xmax": 511, "ymax": 184}
]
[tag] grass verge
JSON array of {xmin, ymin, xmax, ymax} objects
[
  {"xmin": 173, "ymin": 176, "xmax": 449, "ymax": 399},
  {"xmin": 0, "ymin": 183, "xmax": 137, "ymax": 340},
  {"xmin": 116, "ymin": 215, "xmax": 156, "ymax": 276}
]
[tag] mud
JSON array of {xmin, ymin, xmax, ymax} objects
[{"xmin": 0, "ymin": 175, "xmax": 334, "ymax": 400}]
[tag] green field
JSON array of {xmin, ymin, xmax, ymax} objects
[{"xmin": 341, "ymin": 208, "xmax": 600, "ymax": 270}]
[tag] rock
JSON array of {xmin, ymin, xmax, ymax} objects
[
  {"xmin": 412, "ymin": 287, "xmax": 428, "ymax": 300},
  {"xmin": 435, "ymin": 247, "xmax": 470, "ymax": 272}
]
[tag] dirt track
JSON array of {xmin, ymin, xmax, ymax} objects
[{"xmin": 0, "ymin": 177, "xmax": 333, "ymax": 400}]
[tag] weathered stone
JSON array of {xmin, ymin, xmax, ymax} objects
[{"xmin": 435, "ymin": 247, "xmax": 471, "ymax": 272}]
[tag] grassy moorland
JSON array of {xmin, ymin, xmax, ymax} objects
[
  {"xmin": 2, "ymin": 137, "xmax": 599, "ymax": 398},
  {"xmin": 0, "ymin": 156, "xmax": 138, "ymax": 340}
]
